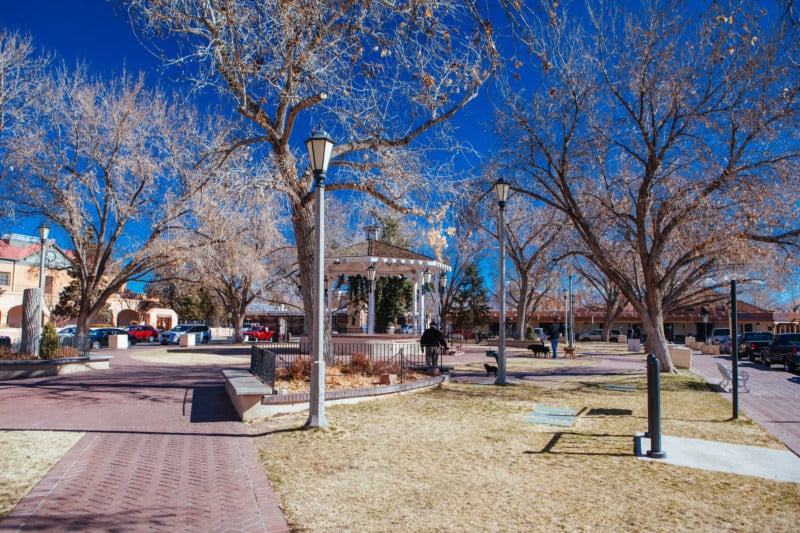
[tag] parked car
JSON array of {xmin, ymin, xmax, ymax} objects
[
  {"xmin": 717, "ymin": 335, "xmax": 732, "ymax": 354},
  {"xmin": 89, "ymin": 327, "xmax": 136, "ymax": 349},
  {"xmin": 243, "ymin": 325, "xmax": 275, "ymax": 342},
  {"xmin": 394, "ymin": 324, "xmax": 415, "ymax": 335},
  {"xmin": 757, "ymin": 333, "xmax": 800, "ymax": 372},
  {"xmin": 57, "ymin": 326, "xmax": 78, "ymax": 338},
  {"xmin": 160, "ymin": 324, "xmax": 211, "ymax": 345},
  {"xmin": 708, "ymin": 328, "xmax": 731, "ymax": 345},
  {"xmin": 126, "ymin": 325, "xmax": 160, "ymax": 343},
  {"xmin": 737, "ymin": 331, "xmax": 774, "ymax": 361},
  {"xmin": 578, "ymin": 328, "xmax": 624, "ymax": 342}
]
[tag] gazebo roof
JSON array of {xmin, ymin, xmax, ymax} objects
[{"xmin": 326, "ymin": 238, "xmax": 450, "ymax": 278}]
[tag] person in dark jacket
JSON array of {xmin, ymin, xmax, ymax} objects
[
  {"xmin": 549, "ymin": 323, "xmax": 561, "ymax": 359},
  {"xmin": 420, "ymin": 322, "xmax": 448, "ymax": 367}
]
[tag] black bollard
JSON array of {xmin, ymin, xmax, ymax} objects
[{"xmin": 646, "ymin": 353, "xmax": 667, "ymax": 459}]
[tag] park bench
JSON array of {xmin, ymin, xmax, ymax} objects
[
  {"xmin": 716, "ymin": 361, "xmax": 750, "ymax": 393},
  {"xmin": 222, "ymin": 368, "xmax": 272, "ymax": 420}
]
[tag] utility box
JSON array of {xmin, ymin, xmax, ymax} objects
[
  {"xmin": 108, "ymin": 335, "xmax": 128, "ymax": 350},
  {"xmin": 179, "ymin": 334, "xmax": 195, "ymax": 347}
]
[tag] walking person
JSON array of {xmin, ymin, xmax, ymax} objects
[
  {"xmin": 420, "ymin": 322, "xmax": 448, "ymax": 368},
  {"xmin": 549, "ymin": 322, "xmax": 560, "ymax": 359}
]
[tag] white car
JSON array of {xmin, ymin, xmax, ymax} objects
[{"xmin": 578, "ymin": 329, "xmax": 624, "ymax": 342}]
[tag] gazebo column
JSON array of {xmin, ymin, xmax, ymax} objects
[
  {"xmin": 367, "ymin": 264, "xmax": 377, "ymax": 335},
  {"xmin": 413, "ymin": 281, "xmax": 419, "ymax": 332},
  {"xmin": 419, "ymin": 273, "xmax": 426, "ymax": 331}
]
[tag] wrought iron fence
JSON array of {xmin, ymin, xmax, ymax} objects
[{"xmin": 250, "ymin": 341, "xmax": 430, "ymax": 386}]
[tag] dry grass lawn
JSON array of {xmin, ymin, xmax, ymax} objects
[
  {"xmin": 249, "ymin": 370, "xmax": 800, "ymax": 532},
  {"xmin": 0, "ymin": 431, "xmax": 83, "ymax": 519}
]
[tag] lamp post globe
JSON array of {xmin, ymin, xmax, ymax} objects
[{"xmin": 305, "ymin": 128, "xmax": 334, "ymax": 429}]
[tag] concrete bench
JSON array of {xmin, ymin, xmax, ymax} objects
[
  {"xmin": 222, "ymin": 369, "xmax": 272, "ymax": 420},
  {"xmin": 716, "ymin": 362, "xmax": 750, "ymax": 393}
]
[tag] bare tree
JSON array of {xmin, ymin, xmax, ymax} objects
[
  {"xmin": 494, "ymin": 1, "xmax": 800, "ymax": 371},
  {"xmin": 6, "ymin": 65, "xmax": 228, "ymax": 335},
  {"xmin": 125, "ymin": 0, "xmax": 499, "ymax": 335},
  {"xmin": 181, "ymin": 177, "xmax": 296, "ymax": 342},
  {"xmin": 0, "ymin": 30, "xmax": 49, "ymax": 226},
  {"xmin": 471, "ymin": 193, "xmax": 564, "ymax": 340}
]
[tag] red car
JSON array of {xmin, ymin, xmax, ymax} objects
[
  {"xmin": 243, "ymin": 325, "xmax": 275, "ymax": 342},
  {"xmin": 126, "ymin": 325, "xmax": 160, "ymax": 343}
]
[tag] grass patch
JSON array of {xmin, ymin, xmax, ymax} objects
[
  {"xmin": 0, "ymin": 431, "xmax": 83, "ymax": 519},
  {"xmin": 248, "ymin": 372, "xmax": 800, "ymax": 532}
]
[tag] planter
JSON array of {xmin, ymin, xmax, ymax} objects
[
  {"xmin": 668, "ymin": 345, "xmax": 692, "ymax": 369},
  {"xmin": 0, "ymin": 355, "xmax": 112, "ymax": 379}
]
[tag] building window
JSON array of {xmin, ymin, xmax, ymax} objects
[{"xmin": 0, "ymin": 272, "xmax": 9, "ymax": 286}]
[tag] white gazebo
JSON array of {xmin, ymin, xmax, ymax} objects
[{"xmin": 326, "ymin": 225, "xmax": 450, "ymax": 338}]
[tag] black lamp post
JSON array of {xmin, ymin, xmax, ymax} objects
[
  {"xmin": 305, "ymin": 127, "xmax": 334, "ymax": 429},
  {"xmin": 367, "ymin": 264, "xmax": 377, "ymax": 335},
  {"xmin": 493, "ymin": 177, "xmax": 510, "ymax": 385}
]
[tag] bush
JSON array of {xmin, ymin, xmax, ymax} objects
[
  {"xmin": 280, "ymin": 357, "xmax": 313, "ymax": 381},
  {"xmin": 343, "ymin": 352, "xmax": 371, "ymax": 374},
  {"xmin": 40, "ymin": 322, "xmax": 61, "ymax": 359}
]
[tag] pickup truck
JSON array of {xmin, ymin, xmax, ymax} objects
[
  {"xmin": 737, "ymin": 331, "xmax": 773, "ymax": 361},
  {"xmin": 243, "ymin": 325, "xmax": 275, "ymax": 342},
  {"xmin": 757, "ymin": 333, "xmax": 800, "ymax": 372}
]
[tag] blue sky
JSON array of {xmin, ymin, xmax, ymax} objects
[{"xmin": 1, "ymin": 1, "xmax": 157, "ymax": 74}]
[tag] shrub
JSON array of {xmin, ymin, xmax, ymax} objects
[
  {"xmin": 40, "ymin": 322, "xmax": 61, "ymax": 359},
  {"xmin": 343, "ymin": 352, "xmax": 371, "ymax": 374},
  {"xmin": 281, "ymin": 357, "xmax": 313, "ymax": 381}
]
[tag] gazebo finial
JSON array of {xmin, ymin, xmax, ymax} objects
[{"xmin": 364, "ymin": 224, "xmax": 382, "ymax": 242}]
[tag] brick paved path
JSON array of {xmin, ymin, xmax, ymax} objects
[{"xmin": 0, "ymin": 350, "xmax": 289, "ymax": 532}]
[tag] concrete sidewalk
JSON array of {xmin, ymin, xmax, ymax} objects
[{"xmin": 0, "ymin": 349, "xmax": 289, "ymax": 532}]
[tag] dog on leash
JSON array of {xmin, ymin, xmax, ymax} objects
[
  {"xmin": 484, "ymin": 363, "xmax": 498, "ymax": 377},
  {"xmin": 527, "ymin": 344, "xmax": 551, "ymax": 357}
]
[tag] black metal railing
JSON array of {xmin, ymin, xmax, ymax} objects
[
  {"xmin": 250, "ymin": 345, "xmax": 277, "ymax": 390},
  {"xmin": 249, "ymin": 341, "xmax": 430, "ymax": 385}
]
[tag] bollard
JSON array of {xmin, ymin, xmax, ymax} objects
[{"xmin": 646, "ymin": 353, "xmax": 667, "ymax": 459}]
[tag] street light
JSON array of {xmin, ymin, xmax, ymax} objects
[
  {"xmin": 305, "ymin": 127, "xmax": 334, "ymax": 429},
  {"xmin": 36, "ymin": 225, "xmax": 50, "ymax": 358},
  {"xmin": 438, "ymin": 273, "xmax": 447, "ymax": 328},
  {"xmin": 367, "ymin": 264, "xmax": 377, "ymax": 335},
  {"xmin": 493, "ymin": 177, "xmax": 510, "ymax": 385},
  {"xmin": 422, "ymin": 268, "xmax": 432, "ymax": 330}
]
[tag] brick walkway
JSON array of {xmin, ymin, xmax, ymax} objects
[{"xmin": 0, "ymin": 350, "xmax": 289, "ymax": 532}]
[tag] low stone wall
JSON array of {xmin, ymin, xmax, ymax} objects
[
  {"xmin": 0, "ymin": 355, "xmax": 112, "ymax": 379},
  {"xmin": 223, "ymin": 372, "xmax": 448, "ymax": 421}
]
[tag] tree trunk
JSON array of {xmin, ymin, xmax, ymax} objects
[
  {"xmin": 514, "ymin": 275, "xmax": 530, "ymax": 340},
  {"xmin": 21, "ymin": 288, "xmax": 41, "ymax": 357},
  {"xmin": 291, "ymin": 195, "xmax": 334, "ymax": 365},
  {"xmin": 635, "ymin": 300, "xmax": 675, "ymax": 373}
]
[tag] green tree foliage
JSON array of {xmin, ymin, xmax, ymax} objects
[
  {"xmin": 39, "ymin": 322, "xmax": 60, "ymax": 359},
  {"xmin": 451, "ymin": 263, "xmax": 490, "ymax": 331},
  {"xmin": 375, "ymin": 277, "xmax": 413, "ymax": 332},
  {"xmin": 173, "ymin": 288, "xmax": 221, "ymax": 324}
]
